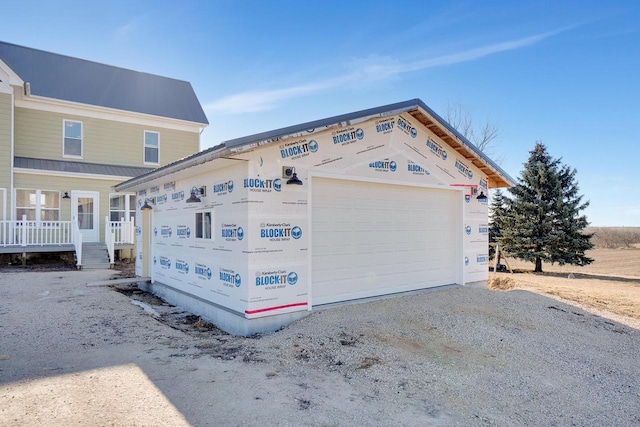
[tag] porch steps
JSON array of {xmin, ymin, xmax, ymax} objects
[{"xmin": 81, "ymin": 243, "xmax": 111, "ymax": 269}]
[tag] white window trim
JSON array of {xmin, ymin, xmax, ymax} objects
[
  {"xmin": 143, "ymin": 130, "xmax": 160, "ymax": 165},
  {"xmin": 195, "ymin": 210, "xmax": 213, "ymax": 240},
  {"xmin": 14, "ymin": 189, "xmax": 61, "ymax": 225},
  {"xmin": 109, "ymin": 193, "xmax": 136, "ymax": 222},
  {"xmin": 62, "ymin": 119, "xmax": 83, "ymax": 159},
  {"xmin": 0, "ymin": 188, "xmax": 6, "ymax": 221}
]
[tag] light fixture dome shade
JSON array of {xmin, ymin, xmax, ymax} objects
[
  {"xmin": 186, "ymin": 190, "xmax": 201, "ymax": 203},
  {"xmin": 141, "ymin": 201, "xmax": 152, "ymax": 210},
  {"xmin": 286, "ymin": 172, "xmax": 303, "ymax": 185}
]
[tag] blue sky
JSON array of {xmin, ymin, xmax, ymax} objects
[{"xmin": 2, "ymin": 1, "xmax": 639, "ymax": 226}]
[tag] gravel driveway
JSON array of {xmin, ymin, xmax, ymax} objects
[{"xmin": 1, "ymin": 269, "xmax": 639, "ymax": 426}]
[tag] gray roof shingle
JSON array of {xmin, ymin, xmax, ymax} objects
[{"xmin": 0, "ymin": 41, "xmax": 208, "ymax": 125}]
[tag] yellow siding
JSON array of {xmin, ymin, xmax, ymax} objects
[
  {"xmin": 13, "ymin": 172, "xmax": 135, "ymax": 242},
  {"xmin": 14, "ymin": 108, "xmax": 199, "ymax": 167},
  {"xmin": 0, "ymin": 93, "xmax": 11, "ymax": 189}
]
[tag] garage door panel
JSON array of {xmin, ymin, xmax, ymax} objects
[{"xmin": 312, "ymin": 177, "xmax": 460, "ymax": 305}]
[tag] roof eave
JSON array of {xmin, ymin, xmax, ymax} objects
[
  {"xmin": 116, "ymin": 98, "xmax": 516, "ymax": 192},
  {"xmin": 407, "ymin": 100, "xmax": 516, "ymax": 188}
]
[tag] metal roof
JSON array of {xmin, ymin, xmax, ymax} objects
[
  {"xmin": 116, "ymin": 99, "xmax": 515, "ymax": 191},
  {"xmin": 0, "ymin": 41, "xmax": 208, "ymax": 125},
  {"xmin": 15, "ymin": 157, "xmax": 155, "ymax": 178}
]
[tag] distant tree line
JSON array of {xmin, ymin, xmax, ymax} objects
[{"xmin": 587, "ymin": 227, "xmax": 640, "ymax": 249}]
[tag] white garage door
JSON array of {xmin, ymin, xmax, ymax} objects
[{"xmin": 312, "ymin": 177, "xmax": 461, "ymax": 306}]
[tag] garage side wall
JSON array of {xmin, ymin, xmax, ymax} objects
[
  {"xmin": 135, "ymin": 164, "xmax": 251, "ymax": 316},
  {"xmin": 131, "ymin": 113, "xmax": 491, "ymax": 333},
  {"xmin": 232, "ymin": 113, "xmax": 489, "ymax": 313}
]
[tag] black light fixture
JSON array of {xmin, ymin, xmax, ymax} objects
[
  {"xmin": 186, "ymin": 186, "xmax": 206, "ymax": 203},
  {"xmin": 286, "ymin": 167, "xmax": 303, "ymax": 185},
  {"xmin": 476, "ymin": 191, "xmax": 488, "ymax": 201},
  {"xmin": 62, "ymin": 192, "xmax": 71, "ymax": 199},
  {"xmin": 141, "ymin": 200, "xmax": 153, "ymax": 211}
]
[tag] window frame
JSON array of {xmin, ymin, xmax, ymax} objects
[
  {"xmin": 195, "ymin": 210, "xmax": 213, "ymax": 240},
  {"xmin": 15, "ymin": 189, "xmax": 61, "ymax": 225},
  {"xmin": 109, "ymin": 193, "xmax": 136, "ymax": 223},
  {"xmin": 143, "ymin": 130, "xmax": 160, "ymax": 165},
  {"xmin": 62, "ymin": 119, "xmax": 83, "ymax": 159}
]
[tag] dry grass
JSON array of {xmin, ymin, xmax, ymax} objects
[
  {"xmin": 490, "ymin": 249, "xmax": 640, "ymax": 328},
  {"xmin": 487, "ymin": 275, "xmax": 515, "ymax": 290}
]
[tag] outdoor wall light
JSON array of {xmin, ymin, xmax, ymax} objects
[
  {"xmin": 186, "ymin": 186, "xmax": 206, "ymax": 203},
  {"xmin": 286, "ymin": 167, "xmax": 303, "ymax": 185},
  {"xmin": 476, "ymin": 191, "xmax": 488, "ymax": 201},
  {"xmin": 62, "ymin": 192, "xmax": 71, "ymax": 199},
  {"xmin": 141, "ymin": 197, "xmax": 156, "ymax": 211}
]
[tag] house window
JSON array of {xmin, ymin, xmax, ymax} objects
[
  {"xmin": 195, "ymin": 211, "xmax": 212, "ymax": 239},
  {"xmin": 109, "ymin": 194, "xmax": 136, "ymax": 222},
  {"xmin": 63, "ymin": 120, "xmax": 83, "ymax": 158},
  {"xmin": 144, "ymin": 131, "xmax": 159, "ymax": 164},
  {"xmin": 15, "ymin": 189, "xmax": 60, "ymax": 221}
]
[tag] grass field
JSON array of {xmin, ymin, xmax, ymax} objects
[{"xmin": 489, "ymin": 249, "xmax": 640, "ymax": 328}]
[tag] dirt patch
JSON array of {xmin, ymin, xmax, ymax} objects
[
  {"xmin": 112, "ymin": 260, "xmax": 136, "ymax": 278},
  {"xmin": 113, "ymin": 285, "xmax": 167, "ymax": 306},
  {"xmin": 0, "ymin": 264, "xmax": 76, "ymax": 272},
  {"xmin": 490, "ymin": 249, "xmax": 640, "ymax": 327},
  {"xmin": 1, "ymin": 266, "xmax": 640, "ymax": 426}
]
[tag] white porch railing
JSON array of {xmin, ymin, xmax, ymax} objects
[
  {"xmin": 0, "ymin": 215, "xmax": 83, "ymax": 268},
  {"xmin": 0, "ymin": 215, "xmax": 134, "ymax": 269},
  {"xmin": 1, "ymin": 216, "xmax": 74, "ymax": 247},
  {"xmin": 105, "ymin": 216, "xmax": 135, "ymax": 265},
  {"xmin": 72, "ymin": 219, "xmax": 83, "ymax": 268}
]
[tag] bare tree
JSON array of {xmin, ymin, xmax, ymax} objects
[{"xmin": 444, "ymin": 101, "xmax": 501, "ymax": 158}]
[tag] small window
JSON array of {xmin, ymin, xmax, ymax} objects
[
  {"xmin": 63, "ymin": 120, "xmax": 83, "ymax": 158},
  {"xmin": 144, "ymin": 131, "xmax": 159, "ymax": 164},
  {"xmin": 195, "ymin": 211, "xmax": 212, "ymax": 239}
]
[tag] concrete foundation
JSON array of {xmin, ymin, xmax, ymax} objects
[{"xmin": 138, "ymin": 280, "xmax": 310, "ymax": 336}]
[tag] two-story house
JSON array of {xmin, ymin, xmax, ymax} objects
[{"xmin": 0, "ymin": 41, "xmax": 208, "ymax": 267}]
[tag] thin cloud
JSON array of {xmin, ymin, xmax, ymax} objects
[
  {"xmin": 205, "ymin": 27, "xmax": 573, "ymax": 114},
  {"xmin": 204, "ymin": 80, "xmax": 339, "ymax": 113},
  {"xmin": 114, "ymin": 21, "xmax": 137, "ymax": 41},
  {"xmin": 404, "ymin": 27, "xmax": 573, "ymax": 72}
]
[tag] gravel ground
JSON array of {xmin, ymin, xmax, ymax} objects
[{"xmin": 1, "ymin": 269, "xmax": 639, "ymax": 426}]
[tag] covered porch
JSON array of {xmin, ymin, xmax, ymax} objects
[{"xmin": 0, "ymin": 216, "xmax": 135, "ymax": 268}]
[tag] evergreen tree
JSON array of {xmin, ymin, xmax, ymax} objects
[
  {"xmin": 499, "ymin": 143, "xmax": 593, "ymax": 272},
  {"xmin": 488, "ymin": 189, "xmax": 509, "ymax": 264}
]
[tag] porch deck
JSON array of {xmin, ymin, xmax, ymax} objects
[{"xmin": 0, "ymin": 218, "xmax": 135, "ymax": 266}]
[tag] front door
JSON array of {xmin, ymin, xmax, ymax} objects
[{"xmin": 72, "ymin": 191, "xmax": 100, "ymax": 242}]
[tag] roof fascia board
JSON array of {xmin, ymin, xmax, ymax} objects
[
  {"xmin": 413, "ymin": 100, "xmax": 516, "ymax": 187},
  {"xmin": 15, "ymin": 94, "xmax": 207, "ymax": 132}
]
